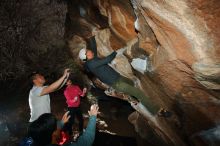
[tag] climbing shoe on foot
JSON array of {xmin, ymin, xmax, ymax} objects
[{"xmin": 104, "ymin": 87, "xmax": 115, "ymax": 96}]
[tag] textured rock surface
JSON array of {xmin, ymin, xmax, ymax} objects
[
  {"xmin": 0, "ymin": 0, "xmax": 68, "ymax": 79},
  {"xmin": 65, "ymin": 0, "xmax": 220, "ymax": 145},
  {"xmin": 0, "ymin": 0, "xmax": 220, "ymax": 145}
]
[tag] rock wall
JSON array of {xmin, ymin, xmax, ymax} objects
[
  {"xmin": 0, "ymin": 0, "xmax": 219, "ymax": 145},
  {"xmin": 131, "ymin": 1, "xmax": 220, "ymax": 145},
  {"xmin": 0, "ymin": 0, "xmax": 68, "ymax": 80},
  {"xmin": 66, "ymin": 0, "xmax": 220, "ymax": 145}
]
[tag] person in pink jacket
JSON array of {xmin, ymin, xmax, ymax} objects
[{"xmin": 64, "ymin": 78, "xmax": 87, "ymax": 136}]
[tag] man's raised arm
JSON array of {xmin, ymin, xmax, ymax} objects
[
  {"xmin": 40, "ymin": 69, "xmax": 70, "ymax": 96},
  {"xmin": 87, "ymin": 36, "xmax": 97, "ymax": 57}
]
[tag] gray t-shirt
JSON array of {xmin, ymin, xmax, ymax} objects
[{"xmin": 29, "ymin": 86, "xmax": 51, "ymax": 122}]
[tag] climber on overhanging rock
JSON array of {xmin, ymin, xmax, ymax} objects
[{"xmin": 79, "ymin": 36, "xmax": 170, "ymax": 117}]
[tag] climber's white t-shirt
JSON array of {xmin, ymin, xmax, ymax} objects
[{"xmin": 29, "ymin": 86, "xmax": 51, "ymax": 122}]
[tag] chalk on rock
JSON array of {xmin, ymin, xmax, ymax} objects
[
  {"xmin": 134, "ymin": 18, "xmax": 140, "ymax": 32},
  {"xmin": 131, "ymin": 58, "xmax": 147, "ymax": 74},
  {"xmin": 116, "ymin": 48, "xmax": 126, "ymax": 56}
]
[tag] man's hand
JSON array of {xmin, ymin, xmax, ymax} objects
[
  {"xmin": 40, "ymin": 68, "xmax": 71, "ymax": 96},
  {"xmin": 88, "ymin": 104, "xmax": 99, "ymax": 116},
  {"xmin": 62, "ymin": 111, "xmax": 71, "ymax": 124},
  {"xmin": 80, "ymin": 88, "xmax": 87, "ymax": 97},
  {"xmin": 83, "ymin": 88, "xmax": 87, "ymax": 94},
  {"xmin": 63, "ymin": 68, "xmax": 70, "ymax": 78}
]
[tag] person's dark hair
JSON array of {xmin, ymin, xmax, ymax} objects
[
  {"xmin": 28, "ymin": 113, "xmax": 57, "ymax": 146},
  {"xmin": 67, "ymin": 74, "xmax": 75, "ymax": 82},
  {"xmin": 67, "ymin": 74, "xmax": 84, "ymax": 87},
  {"xmin": 29, "ymin": 71, "xmax": 40, "ymax": 83}
]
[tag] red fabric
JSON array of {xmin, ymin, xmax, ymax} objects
[
  {"xmin": 59, "ymin": 131, "xmax": 70, "ymax": 145},
  {"xmin": 64, "ymin": 85, "xmax": 83, "ymax": 107}
]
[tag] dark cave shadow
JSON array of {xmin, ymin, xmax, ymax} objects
[
  {"xmin": 171, "ymin": 97, "xmax": 217, "ymax": 146},
  {"xmin": 93, "ymin": 131, "xmax": 137, "ymax": 146}
]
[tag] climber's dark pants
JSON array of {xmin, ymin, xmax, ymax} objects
[{"xmin": 112, "ymin": 76, "xmax": 159, "ymax": 115}]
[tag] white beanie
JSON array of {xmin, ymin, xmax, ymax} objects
[{"xmin": 79, "ymin": 48, "xmax": 86, "ymax": 61}]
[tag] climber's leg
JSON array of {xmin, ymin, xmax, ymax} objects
[
  {"xmin": 112, "ymin": 77, "xmax": 160, "ymax": 115},
  {"xmin": 119, "ymin": 76, "xmax": 134, "ymax": 86}
]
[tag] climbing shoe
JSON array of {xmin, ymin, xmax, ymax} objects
[
  {"xmin": 104, "ymin": 87, "xmax": 115, "ymax": 96},
  {"xmin": 157, "ymin": 108, "xmax": 172, "ymax": 118}
]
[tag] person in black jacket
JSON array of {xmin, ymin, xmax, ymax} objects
[{"xmin": 82, "ymin": 36, "xmax": 160, "ymax": 116}]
